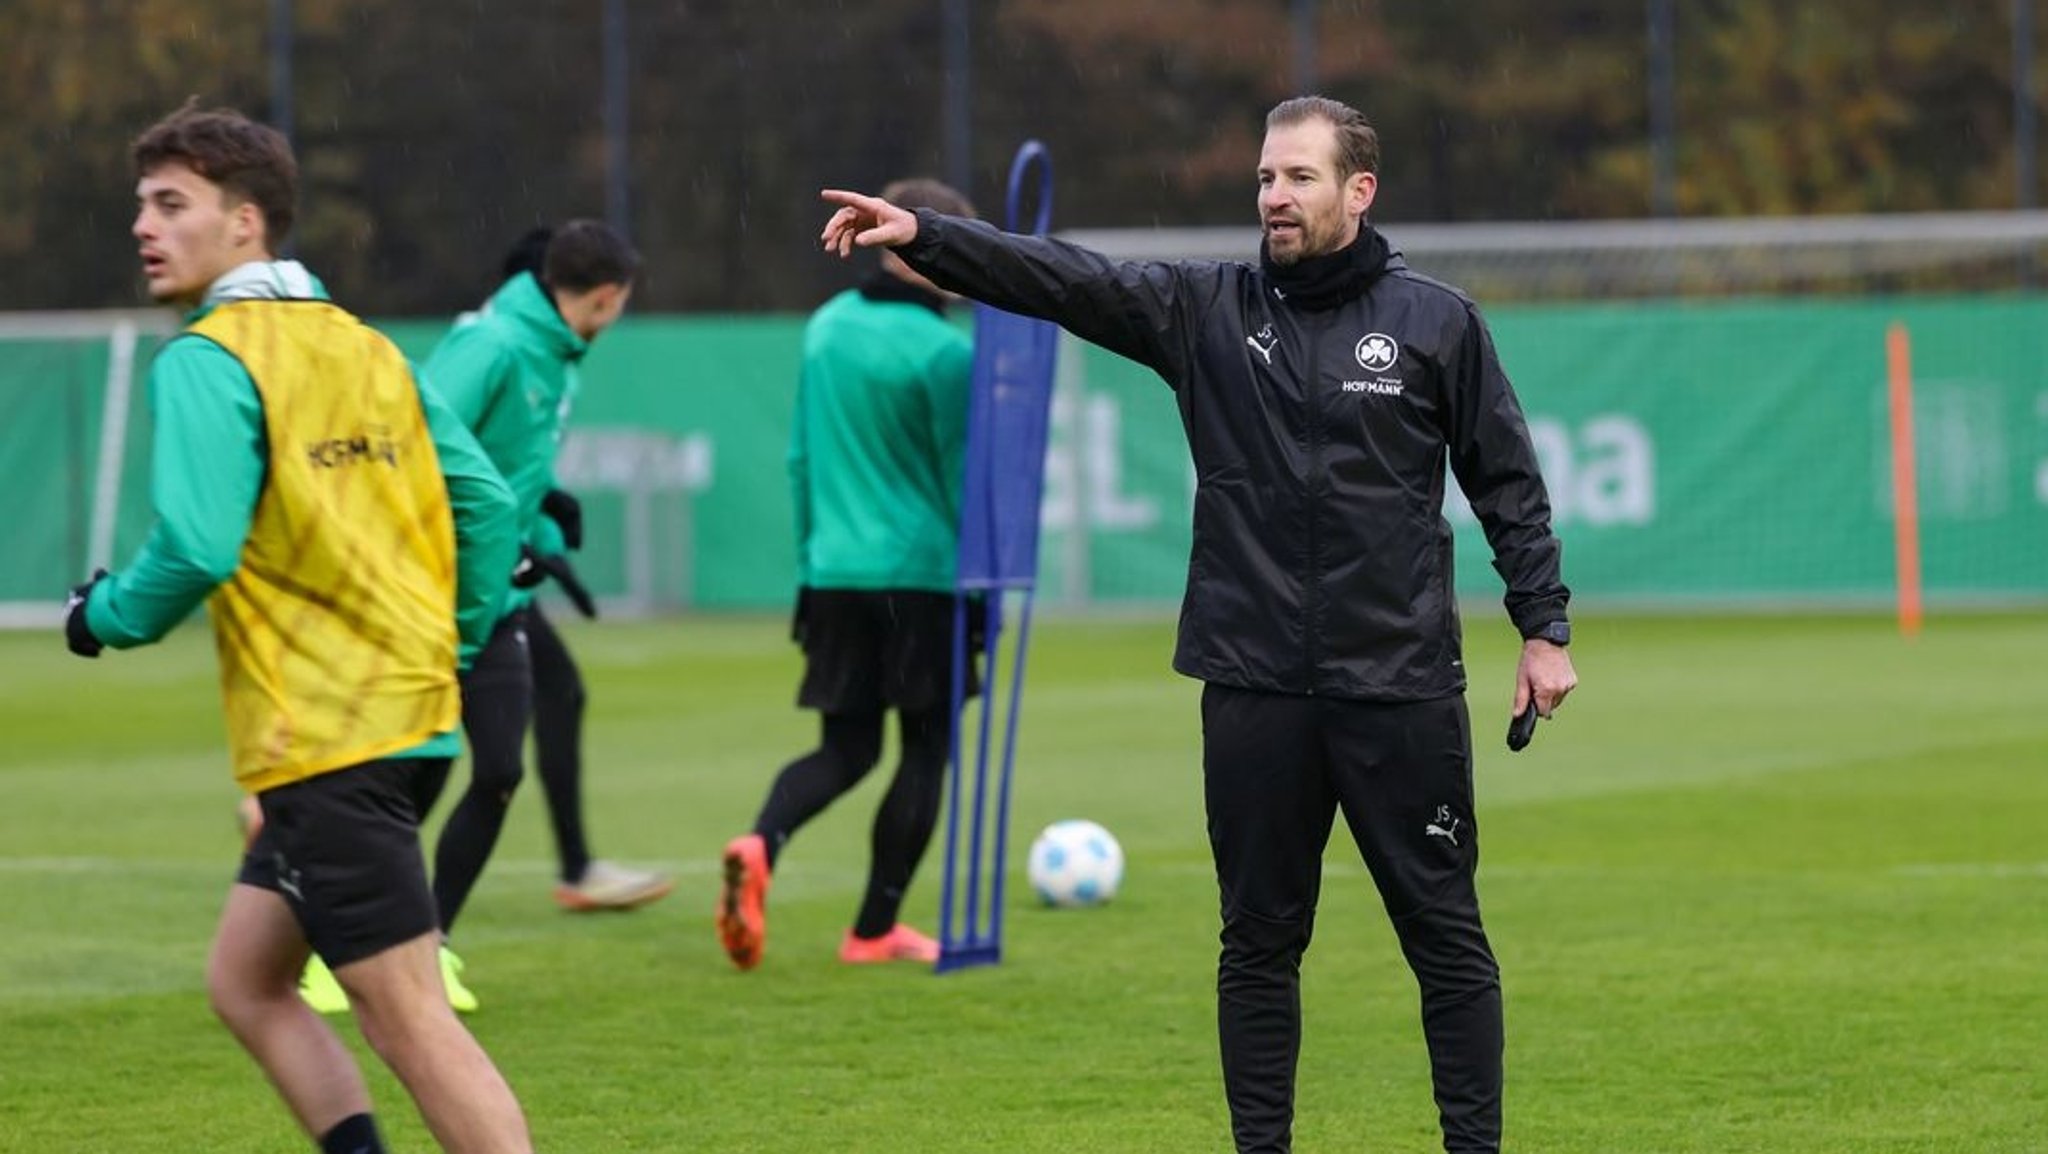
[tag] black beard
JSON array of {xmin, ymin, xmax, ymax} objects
[{"xmin": 1263, "ymin": 227, "xmax": 1312, "ymax": 266}]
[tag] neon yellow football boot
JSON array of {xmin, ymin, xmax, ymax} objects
[
  {"xmin": 298, "ymin": 955, "xmax": 350, "ymax": 1015},
  {"xmin": 439, "ymin": 945, "xmax": 478, "ymax": 1014}
]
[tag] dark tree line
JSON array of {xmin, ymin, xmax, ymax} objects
[{"xmin": 2, "ymin": 0, "xmax": 2039, "ymax": 314}]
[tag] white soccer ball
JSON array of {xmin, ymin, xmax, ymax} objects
[{"xmin": 1026, "ymin": 819, "xmax": 1124, "ymax": 908}]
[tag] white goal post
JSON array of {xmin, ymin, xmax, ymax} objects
[{"xmin": 0, "ymin": 310, "xmax": 175, "ymax": 628}]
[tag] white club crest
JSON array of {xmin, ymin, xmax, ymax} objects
[{"xmin": 1354, "ymin": 333, "xmax": 1399, "ymax": 372}]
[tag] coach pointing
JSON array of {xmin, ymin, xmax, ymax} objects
[{"xmin": 821, "ymin": 96, "xmax": 1575, "ymax": 1154}]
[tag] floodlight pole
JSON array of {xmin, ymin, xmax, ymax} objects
[
  {"xmin": 268, "ymin": 0, "xmax": 293, "ymax": 145},
  {"xmin": 944, "ymin": 0, "xmax": 972, "ymax": 196},
  {"xmin": 1291, "ymin": 0, "xmax": 1317, "ymax": 95},
  {"xmin": 604, "ymin": 0, "xmax": 631, "ymax": 237},
  {"xmin": 1648, "ymin": 0, "xmax": 1677, "ymax": 217},
  {"xmin": 2018, "ymin": 0, "xmax": 2038, "ymax": 211}
]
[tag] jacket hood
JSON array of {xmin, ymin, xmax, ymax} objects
[{"xmin": 486, "ymin": 271, "xmax": 588, "ymax": 362}]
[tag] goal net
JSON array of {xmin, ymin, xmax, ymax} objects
[{"xmin": 1060, "ymin": 209, "xmax": 2048, "ymax": 300}]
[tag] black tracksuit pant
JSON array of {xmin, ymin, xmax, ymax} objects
[
  {"xmin": 413, "ymin": 605, "xmax": 596, "ymax": 931},
  {"xmin": 527, "ymin": 605, "xmax": 593, "ymax": 884},
  {"xmin": 429, "ymin": 610, "xmax": 533, "ymax": 934},
  {"xmin": 1202, "ymin": 683, "xmax": 1502, "ymax": 1154}
]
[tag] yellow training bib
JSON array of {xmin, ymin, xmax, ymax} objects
[{"xmin": 187, "ymin": 301, "xmax": 460, "ymax": 791}]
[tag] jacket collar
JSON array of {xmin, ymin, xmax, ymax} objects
[
  {"xmin": 193, "ymin": 260, "xmax": 328, "ymax": 319},
  {"xmin": 857, "ymin": 272, "xmax": 947, "ymax": 317},
  {"xmin": 486, "ymin": 271, "xmax": 589, "ymax": 362},
  {"xmin": 1258, "ymin": 220, "xmax": 1393, "ymax": 312}
]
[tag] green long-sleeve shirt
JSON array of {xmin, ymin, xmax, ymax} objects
[
  {"xmin": 82, "ymin": 262, "xmax": 518, "ymax": 758},
  {"xmin": 423, "ymin": 271, "xmax": 588, "ymax": 615},
  {"xmin": 791, "ymin": 279, "xmax": 972, "ymax": 591}
]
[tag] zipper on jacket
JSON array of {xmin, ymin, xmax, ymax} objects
[{"xmin": 1301, "ymin": 320, "xmax": 1327, "ymax": 694}]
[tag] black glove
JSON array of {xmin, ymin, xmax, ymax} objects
[
  {"xmin": 64, "ymin": 569, "xmax": 108, "ymax": 658},
  {"xmin": 540, "ymin": 488, "xmax": 584, "ymax": 551},
  {"xmin": 535, "ymin": 551, "xmax": 598, "ymax": 620},
  {"xmin": 964, "ymin": 592, "xmax": 995, "ymax": 654},
  {"xmin": 511, "ymin": 545, "xmax": 549, "ymax": 589},
  {"xmin": 513, "ymin": 545, "xmax": 598, "ymax": 618},
  {"xmin": 790, "ymin": 585, "xmax": 812, "ymax": 645}
]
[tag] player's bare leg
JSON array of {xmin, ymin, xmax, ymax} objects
[
  {"xmin": 206, "ymin": 883, "xmax": 376, "ymax": 1140},
  {"xmin": 336, "ymin": 933, "xmax": 533, "ymax": 1154}
]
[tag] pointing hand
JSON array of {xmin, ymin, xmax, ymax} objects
[{"xmin": 819, "ymin": 189, "xmax": 920, "ymax": 257}]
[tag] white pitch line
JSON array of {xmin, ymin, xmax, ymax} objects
[
  {"xmin": 0, "ymin": 856, "xmax": 722, "ymax": 877},
  {"xmin": 1891, "ymin": 862, "xmax": 2048, "ymax": 878},
  {"xmin": 0, "ymin": 857, "xmax": 221, "ymax": 874},
  {"xmin": 27, "ymin": 857, "xmax": 2025, "ymax": 884}
]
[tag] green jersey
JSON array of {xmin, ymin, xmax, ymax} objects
[
  {"xmin": 422, "ymin": 271, "xmax": 588, "ymax": 614},
  {"xmin": 790, "ymin": 279, "xmax": 973, "ymax": 592}
]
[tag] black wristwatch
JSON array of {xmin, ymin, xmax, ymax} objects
[{"xmin": 1526, "ymin": 620, "xmax": 1571, "ymax": 647}]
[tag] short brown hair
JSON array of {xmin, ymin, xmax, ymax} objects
[
  {"xmin": 132, "ymin": 101, "xmax": 298, "ymax": 247},
  {"xmin": 1266, "ymin": 96, "xmax": 1380, "ymax": 178},
  {"xmin": 882, "ymin": 178, "xmax": 976, "ymax": 220},
  {"xmin": 543, "ymin": 219, "xmax": 641, "ymax": 292}
]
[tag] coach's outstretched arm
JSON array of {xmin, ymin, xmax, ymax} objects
[{"xmin": 819, "ymin": 188, "xmax": 1198, "ymax": 381}]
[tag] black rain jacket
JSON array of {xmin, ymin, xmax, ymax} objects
[{"xmin": 904, "ymin": 211, "xmax": 1569, "ymax": 702}]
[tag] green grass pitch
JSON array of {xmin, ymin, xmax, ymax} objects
[{"xmin": 1, "ymin": 611, "xmax": 2044, "ymax": 1152}]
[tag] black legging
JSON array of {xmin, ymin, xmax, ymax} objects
[
  {"xmin": 527, "ymin": 605, "xmax": 592, "ymax": 883},
  {"xmin": 425, "ymin": 611, "xmax": 533, "ymax": 935},
  {"xmin": 752, "ymin": 706, "xmax": 951, "ymax": 938}
]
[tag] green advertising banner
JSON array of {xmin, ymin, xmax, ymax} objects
[
  {"xmin": 1471, "ymin": 299, "xmax": 2048, "ymax": 605},
  {"xmin": 1031, "ymin": 296, "xmax": 2048, "ymax": 611},
  {"xmin": 1, "ymin": 320, "xmax": 172, "ymax": 621},
  {"xmin": 5, "ymin": 297, "xmax": 2045, "ymax": 617}
]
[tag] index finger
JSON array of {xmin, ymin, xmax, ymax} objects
[{"xmin": 820, "ymin": 188, "xmax": 878, "ymax": 212}]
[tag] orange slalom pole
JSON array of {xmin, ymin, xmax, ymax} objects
[{"xmin": 1885, "ymin": 322, "xmax": 1922, "ymax": 638}]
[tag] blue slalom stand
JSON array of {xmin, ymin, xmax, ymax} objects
[{"xmin": 936, "ymin": 141, "xmax": 1058, "ymax": 974}]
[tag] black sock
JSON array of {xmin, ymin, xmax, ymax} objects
[{"xmin": 319, "ymin": 1113, "xmax": 386, "ymax": 1154}]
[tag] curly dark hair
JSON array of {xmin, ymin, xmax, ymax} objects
[{"xmin": 132, "ymin": 100, "xmax": 298, "ymax": 247}]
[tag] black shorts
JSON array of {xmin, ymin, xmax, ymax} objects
[
  {"xmin": 797, "ymin": 588, "xmax": 980, "ymax": 714},
  {"xmin": 237, "ymin": 757, "xmax": 445, "ymax": 967}
]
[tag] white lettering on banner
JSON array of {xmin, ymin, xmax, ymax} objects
[
  {"xmin": 1919, "ymin": 382, "xmax": 2006, "ymax": 518},
  {"xmin": 1445, "ymin": 414, "xmax": 1655, "ymax": 527},
  {"xmin": 554, "ymin": 429, "xmax": 715, "ymax": 492},
  {"xmin": 1572, "ymin": 416, "xmax": 1657, "ymax": 524},
  {"xmin": 1040, "ymin": 394, "xmax": 1076, "ymax": 527},
  {"xmin": 1039, "ymin": 394, "xmax": 1652, "ymax": 535},
  {"xmin": 2035, "ymin": 392, "xmax": 2048, "ymax": 508},
  {"xmin": 1874, "ymin": 381, "xmax": 2014, "ymax": 520},
  {"xmin": 1041, "ymin": 393, "xmax": 1160, "ymax": 531}
]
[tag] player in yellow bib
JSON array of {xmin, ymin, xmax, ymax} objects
[{"xmin": 64, "ymin": 103, "xmax": 533, "ymax": 1154}]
